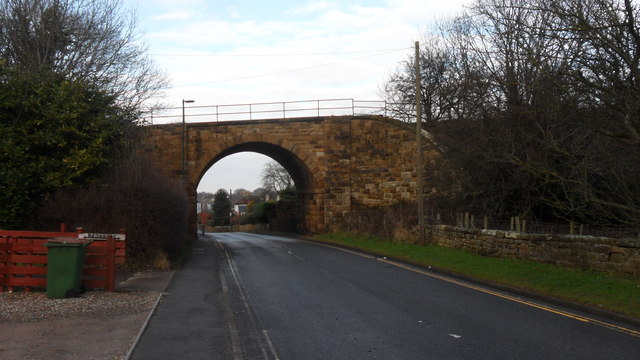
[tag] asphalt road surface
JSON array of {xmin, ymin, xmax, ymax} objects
[
  {"xmin": 131, "ymin": 232, "xmax": 640, "ymax": 359},
  {"xmin": 215, "ymin": 232, "xmax": 640, "ymax": 360}
]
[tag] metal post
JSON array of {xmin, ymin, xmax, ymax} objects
[
  {"xmin": 415, "ymin": 41, "xmax": 425, "ymax": 245},
  {"xmin": 181, "ymin": 101, "xmax": 185, "ymax": 178},
  {"xmin": 181, "ymin": 100, "xmax": 194, "ymax": 181}
]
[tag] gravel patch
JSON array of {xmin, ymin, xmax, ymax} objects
[{"xmin": 0, "ymin": 290, "xmax": 159, "ymax": 323}]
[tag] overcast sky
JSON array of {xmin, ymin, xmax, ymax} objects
[{"xmin": 126, "ymin": 0, "xmax": 470, "ymax": 194}]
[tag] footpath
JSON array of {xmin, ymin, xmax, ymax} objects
[{"xmin": 127, "ymin": 235, "xmax": 234, "ymax": 360}]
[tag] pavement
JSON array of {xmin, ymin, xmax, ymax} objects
[
  {"xmin": 117, "ymin": 270, "xmax": 175, "ymax": 293},
  {"xmin": 126, "ymin": 235, "xmax": 234, "ymax": 360},
  {"xmin": 116, "ymin": 270, "xmax": 176, "ymax": 360}
]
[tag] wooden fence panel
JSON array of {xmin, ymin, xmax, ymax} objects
[
  {"xmin": 0, "ymin": 235, "xmax": 49, "ymax": 291},
  {"xmin": 0, "ymin": 229, "xmax": 125, "ymax": 292}
]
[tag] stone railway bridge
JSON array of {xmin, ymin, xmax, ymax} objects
[{"xmin": 144, "ymin": 115, "xmax": 435, "ymax": 234}]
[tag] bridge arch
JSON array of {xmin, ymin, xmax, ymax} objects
[
  {"xmin": 197, "ymin": 142, "xmax": 315, "ymax": 194},
  {"xmin": 144, "ymin": 116, "xmax": 435, "ymax": 235},
  {"xmin": 197, "ymin": 142, "xmax": 316, "ymax": 232}
]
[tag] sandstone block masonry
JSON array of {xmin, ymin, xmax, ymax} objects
[
  {"xmin": 427, "ymin": 225, "xmax": 640, "ymax": 277},
  {"xmin": 144, "ymin": 116, "xmax": 436, "ymax": 234}
]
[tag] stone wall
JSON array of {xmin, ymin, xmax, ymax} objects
[
  {"xmin": 427, "ymin": 225, "xmax": 640, "ymax": 276},
  {"xmin": 209, "ymin": 224, "xmax": 268, "ymax": 233}
]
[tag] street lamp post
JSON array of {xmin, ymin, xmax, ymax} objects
[{"xmin": 182, "ymin": 99, "xmax": 195, "ymax": 179}]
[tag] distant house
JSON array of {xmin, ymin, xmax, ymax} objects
[
  {"xmin": 234, "ymin": 198, "xmax": 249, "ymax": 216},
  {"xmin": 197, "ymin": 201, "xmax": 212, "ymax": 213}
]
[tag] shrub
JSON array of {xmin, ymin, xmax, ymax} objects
[
  {"xmin": 37, "ymin": 151, "xmax": 191, "ymax": 269},
  {"xmin": 238, "ymin": 213, "xmax": 258, "ymax": 225},
  {"xmin": 347, "ymin": 202, "xmax": 418, "ymax": 242},
  {"xmin": 252, "ymin": 201, "xmax": 276, "ymax": 223}
]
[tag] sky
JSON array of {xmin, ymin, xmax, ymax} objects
[{"xmin": 125, "ymin": 0, "xmax": 471, "ymax": 193}]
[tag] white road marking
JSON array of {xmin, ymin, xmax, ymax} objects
[
  {"xmin": 262, "ymin": 330, "xmax": 281, "ymax": 360},
  {"xmin": 217, "ymin": 237, "xmax": 283, "ymax": 360}
]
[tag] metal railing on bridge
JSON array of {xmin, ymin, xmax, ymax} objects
[{"xmin": 142, "ymin": 98, "xmax": 406, "ymax": 124}]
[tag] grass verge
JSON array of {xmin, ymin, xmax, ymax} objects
[{"xmin": 315, "ymin": 232, "xmax": 640, "ymax": 319}]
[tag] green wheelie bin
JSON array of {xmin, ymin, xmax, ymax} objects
[{"xmin": 45, "ymin": 237, "xmax": 92, "ymax": 299}]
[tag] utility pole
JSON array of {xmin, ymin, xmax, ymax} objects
[
  {"xmin": 229, "ymin": 188, "xmax": 233, "ymax": 232},
  {"xmin": 415, "ymin": 41, "xmax": 425, "ymax": 245}
]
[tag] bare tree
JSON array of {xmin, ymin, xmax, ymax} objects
[
  {"xmin": 382, "ymin": 35, "xmax": 490, "ymax": 126},
  {"xmin": 252, "ymin": 187, "xmax": 277, "ymax": 201},
  {"xmin": 541, "ymin": 0, "xmax": 640, "ymax": 146},
  {"xmin": 261, "ymin": 160, "xmax": 293, "ymax": 194},
  {"xmin": 382, "ymin": 0, "xmax": 640, "ymax": 225},
  {"xmin": 0, "ymin": 0, "xmax": 167, "ymax": 112}
]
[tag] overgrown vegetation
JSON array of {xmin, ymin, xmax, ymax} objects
[
  {"xmin": 37, "ymin": 148, "xmax": 191, "ymax": 269},
  {"xmin": 0, "ymin": 0, "xmax": 187, "ymax": 267},
  {"xmin": 384, "ymin": 0, "xmax": 640, "ymax": 227},
  {"xmin": 348, "ymin": 203, "xmax": 419, "ymax": 242},
  {"xmin": 0, "ymin": 65, "xmax": 132, "ymax": 229},
  {"xmin": 317, "ymin": 232, "xmax": 640, "ymax": 318},
  {"xmin": 237, "ymin": 201, "xmax": 276, "ymax": 225}
]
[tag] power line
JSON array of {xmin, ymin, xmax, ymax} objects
[
  {"xmin": 151, "ymin": 47, "xmax": 411, "ymax": 58},
  {"xmin": 170, "ymin": 48, "xmax": 408, "ymax": 88}
]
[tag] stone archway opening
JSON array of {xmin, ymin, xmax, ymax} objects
[{"xmin": 196, "ymin": 142, "xmax": 315, "ymax": 233}]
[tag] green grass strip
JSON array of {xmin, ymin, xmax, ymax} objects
[{"xmin": 315, "ymin": 232, "xmax": 640, "ymax": 319}]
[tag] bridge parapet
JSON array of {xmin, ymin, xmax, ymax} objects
[{"xmin": 142, "ymin": 98, "xmax": 411, "ymax": 124}]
